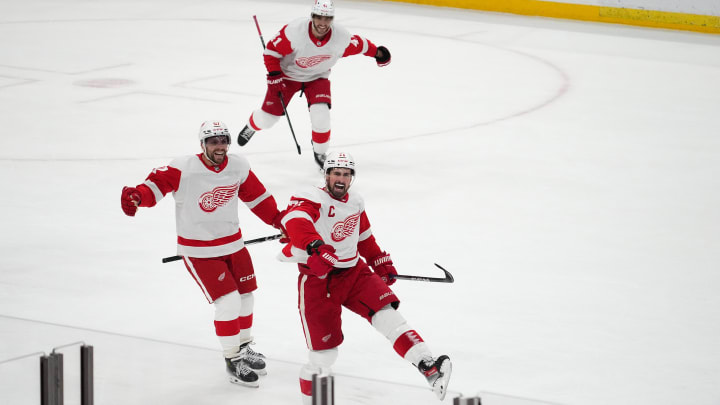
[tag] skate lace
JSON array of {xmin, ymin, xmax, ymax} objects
[
  {"xmin": 233, "ymin": 361, "xmax": 254, "ymax": 377},
  {"xmin": 241, "ymin": 342, "xmax": 266, "ymax": 359}
]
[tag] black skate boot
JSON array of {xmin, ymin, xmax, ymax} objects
[
  {"xmin": 225, "ymin": 356, "xmax": 259, "ymax": 387},
  {"xmin": 314, "ymin": 152, "xmax": 326, "ymax": 170},
  {"xmin": 418, "ymin": 355, "xmax": 452, "ymax": 400},
  {"xmin": 237, "ymin": 341, "xmax": 267, "ymax": 376},
  {"xmin": 310, "ymin": 141, "xmax": 326, "ymax": 170},
  {"xmin": 237, "ymin": 125, "xmax": 255, "ymax": 146}
]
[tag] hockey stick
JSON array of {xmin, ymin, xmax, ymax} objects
[
  {"xmin": 161, "ymin": 233, "xmax": 283, "ymax": 263},
  {"xmin": 390, "ymin": 263, "xmax": 454, "ymax": 283},
  {"xmin": 253, "ymin": 15, "xmax": 301, "ymax": 155},
  {"xmin": 252, "ymin": 15, "xmax": 266, "ymax": 48}
]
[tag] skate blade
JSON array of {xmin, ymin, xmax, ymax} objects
[
  {"xmin": 433, "ymin": 358, "xmax": 452, "ymax": 400},
  {"xmin": 228, "ymin": 375, "xmax": 259, "ymax": 388}
]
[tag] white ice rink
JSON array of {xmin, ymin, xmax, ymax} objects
[{"xmin": 1, "ymin": 0, "xmax": 719, "ymax": 404}]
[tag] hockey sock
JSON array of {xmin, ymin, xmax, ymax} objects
[
  {"xmin": 299, "ymin": 348, "xmax": 337, "ymax": 403},
  {"xmin": 372, "ymin": 307, "xmax": 432, "ymax": 365},
  {"xmin": 309, "ymin": 103, "xmax": 331, "ymax": 153},
  {"xmin": 311, "ymin": 131, "xmax": 331, "ymax": 154},
  {"xmin": 214, "ymin": 291, "xmax": 254, "ymax": 357},
  {"xmin": 237, "ymin": 292, "xmax": 255, "ymax": 345},
  {"xmin": 250, "ymin": 109, "xmax": 281, "ymax": 130}
]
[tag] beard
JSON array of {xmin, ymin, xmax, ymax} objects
[{"xmin": 326, "ymin": 181, "xmax": 348, "ymax": 199}]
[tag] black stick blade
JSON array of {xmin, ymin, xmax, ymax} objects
[
  {"xmin": 434, "ymin": 263, "xmax": 455, "ymax": 283},
  {"xmin": 391, "ymin": 263, "xmax": 454, "ymax": 283}
]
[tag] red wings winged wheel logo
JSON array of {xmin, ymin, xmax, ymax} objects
[
  {"xmin": 198, "ymin": 182, "xmax": 240, "ymax": 212},
  {"xmin": 331, "ymin": 212, "xmax": 361, "ymax": 242},
  {"xmin": 295, "ymin": 54, "xmax": 332, "ymax": 68}
]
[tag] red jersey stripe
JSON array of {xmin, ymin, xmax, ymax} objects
[{"xmin": 178, "ymin": 230, "xmax": 243, "ymax": 247}]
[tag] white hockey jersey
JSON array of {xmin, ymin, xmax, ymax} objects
[
  {"xmin": 136, "ymin": 154, "xmax": 278, "ymax": 258},
  {"xmin": 279, "ymin": 186, "xmax": 383, "ymax": 268},
  {"xmin": 264, "ymin": 17, "xmax": 377, "ymax": 82}
]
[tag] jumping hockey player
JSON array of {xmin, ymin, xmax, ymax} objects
[
  {"xmin": 236, "ymin": 0, "xmax": 391, "ymax": 168},
  {"xmin": 277, "ymin": 151, "xmax": 452, "ymax": 402},
  {"xmin": 120, "ymin": 121, "xmax": 284, "ymax": 387}
]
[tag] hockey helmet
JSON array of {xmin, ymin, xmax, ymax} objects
[
  {"xmin": 311, "ymin": 0, "xmax": 334, "ymax": 17},
  {"xmin": 323, "ymin": 151, "xmax": 355, "ymax": 174},
  {"xmin": 198, "ymin": 120, "xmax": 231, "ymax": 145}
]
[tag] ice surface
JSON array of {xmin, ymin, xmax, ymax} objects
[{"xmin": 1, "ymin": 0, "xmax": 719, "ymax": 404}]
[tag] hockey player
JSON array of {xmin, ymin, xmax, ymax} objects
[
  {"xmin": 120, "ymin": 121, "xmax": 284, "ymax": 388},
  {"xmin": 236, "ymin": 0, "xmax": 391, "ymax": 168},
  {"xmin": 278, "ymin": 151, "xmax": 452, "ymax": 403}
]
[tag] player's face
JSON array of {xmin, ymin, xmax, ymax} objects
[
  {"xmin": 311, "ymin": 15, "xmax": 333, "ymax": 38},
  {"xmin": 201, "ymin": 136, "xmax": 229, "ymax": 165},
  {"xmin": 325, "ymin": 167, "xmax": 353, "ymax": 199}
]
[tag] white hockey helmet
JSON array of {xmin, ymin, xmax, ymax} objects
[
  {"xmin": 198, "ymin": 120, "xmax": 231, "ymax": 145},
  {"xmin": 323, "ymin": 151, "xmax": 355, "ymax": 174},
  {"xmin": 311, "ymin": 0, "xmax": 335, "ymax": 17}
]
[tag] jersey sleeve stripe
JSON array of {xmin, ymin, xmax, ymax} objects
[
  {"xmin": 360, "ymin": 37, "xmax": 369, "ymax": 54},
  {"xmin": 264, "ymin": 49, "xmax": 283, "ymax": 59},
  {"xmin": 359, "ymin": 228, "xmax": 372, "ymax": 242},
  {"xmin": 244, "ymin": 191, "xmax": 271, "ymax": 209},
  {"xmin": 281, "ymin": 210, "xmax": 313, "ymax": 226},
  {"xmin": 143, "ymin": 179, "xmax": 164, "ymax": 203}
]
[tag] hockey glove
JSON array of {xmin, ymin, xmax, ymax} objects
[
  {"xmin": 370, "ymin": 253, "xmax": 397, "ymax": 285},
  {"xmin": 375, "ymin": 46, "xmax": 391, "ymax": 67},
  {"xmin": 121, "ymin": 186, "xmax": 141, "ymax": 217},
  {"xmin": 304, "ymin": 240, "xmax": 338, "ymax": 279},
  {"xmin": 266, "ymin": 71, "xmax": 286, "ymax": 97}
]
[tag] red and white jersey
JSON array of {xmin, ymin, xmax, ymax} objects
[
  {"xmin": 264, "ymin": 17, "xmax": 378, "ymax": 82},
  {"xmin": 279, "ymin": 186, "xmax": 383, "ymax": 268},
  {"xmin": 135, "ymin": 154, "xmax": 278, "ymax": 258}
]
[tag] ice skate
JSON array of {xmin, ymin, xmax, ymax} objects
[
  {"xmin": 237, "ymin": 125, "xmax": 255, "ymax": 146},
  {"xmin": 237, "ymin": 341, "xmax": 267, "ymax": 376},
  {"xmin": 418, "ymin": 355, "xmax": 452, "ymax": 400},
  {"xmin": 314, "ymin": 152, "xmax": 326, "ymax": 169},
  {"xmin": 310, "ymin": 141, "xmax": 327, "ymax": 170},
  {"xmin": 225, "ymin": 356, "xmax": 259, "ymax": 387}
]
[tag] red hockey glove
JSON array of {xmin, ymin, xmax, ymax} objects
[
  {"xmin": 370, "ymin": 253, "xmax": 397, "ymax": 285},
  {"xmin": 266, "ymin": 71, "xmax": 286, "ymax": 97},
  {"xmin": 375, "ymin": 46, "xmax": 391, "ymax": 67},
  {"xmin": 303, "ymin": 240, "xmax": 338, "ymax": 279},
  {"xmin": 121, "ymin": 186, "xmax": 141, "ymax": 217}
]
